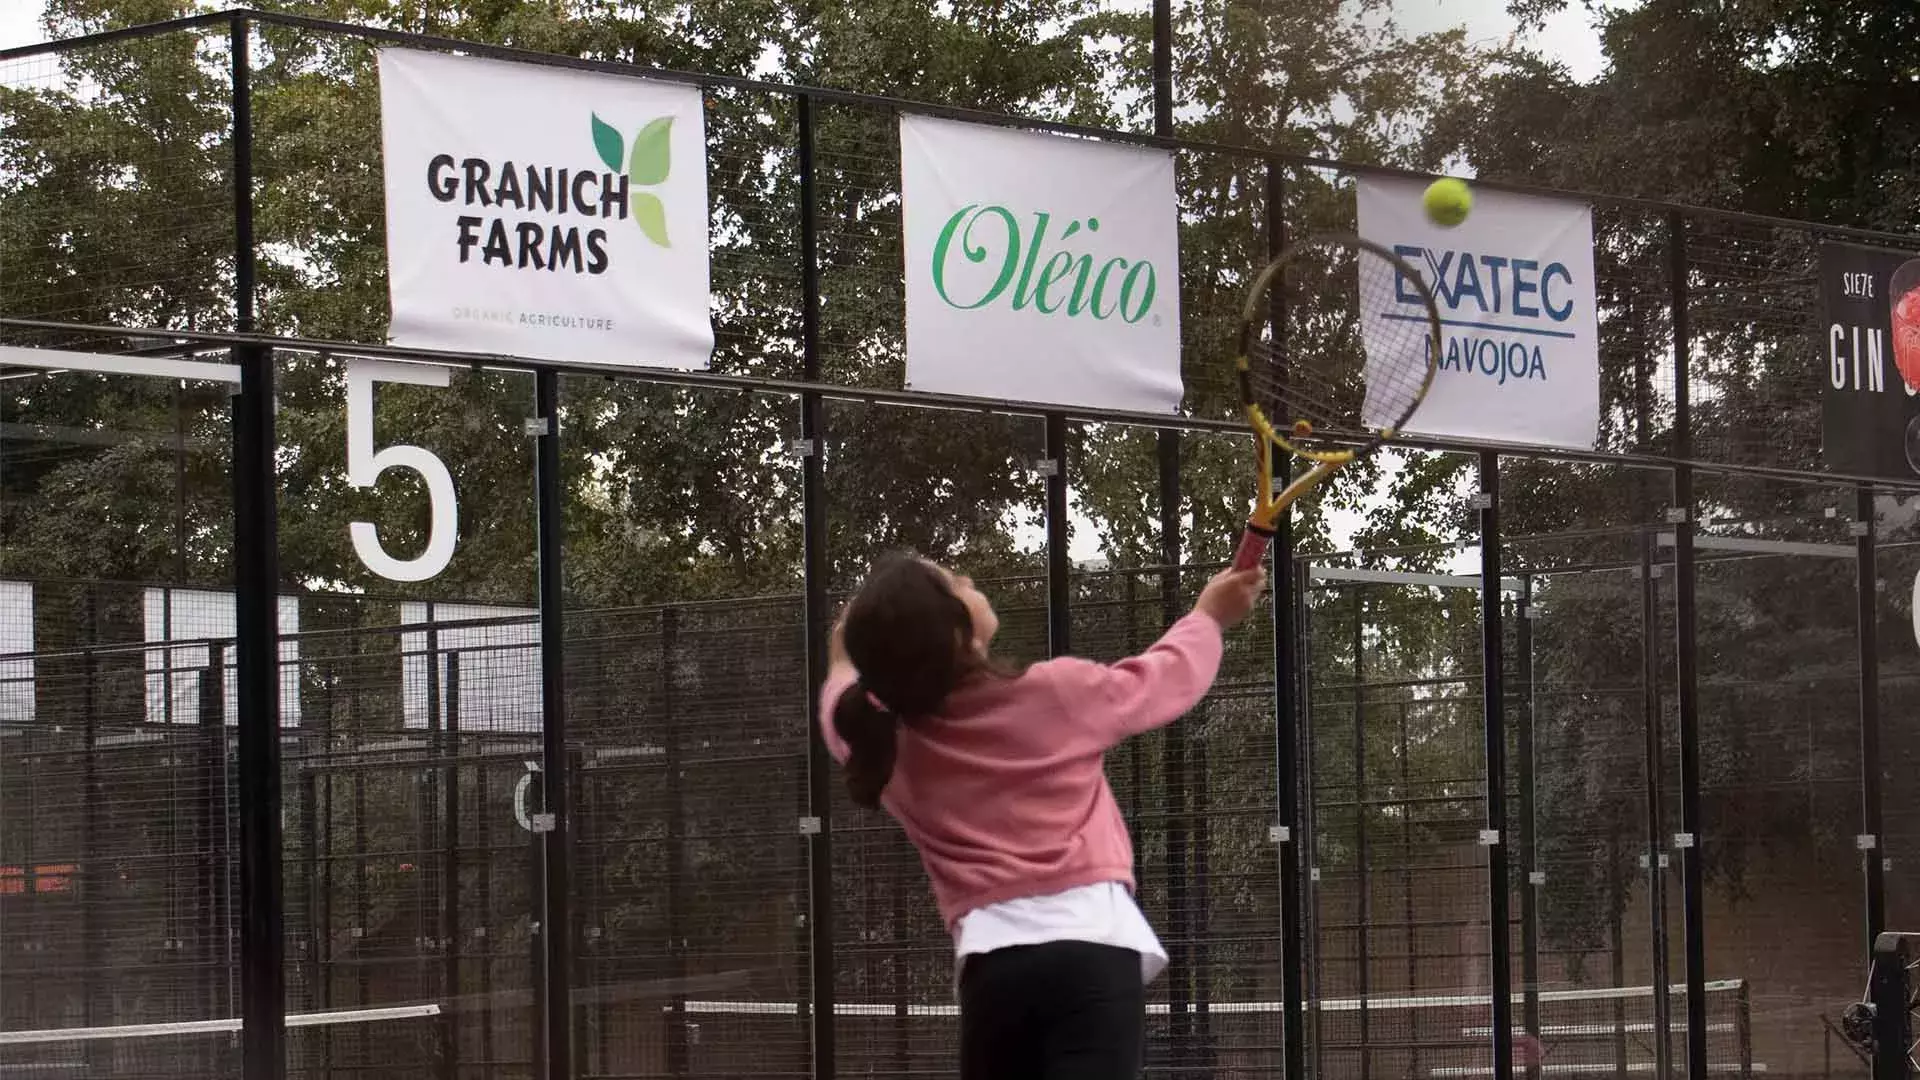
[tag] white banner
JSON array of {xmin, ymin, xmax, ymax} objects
[
  {"xmin": 378, "ymin": 49, "xmax": 712, "ymax": 370},
  {"xmin": 900, "ymin": 115, "xmax": 1182, "ymax": 413},
  {"xmin": 1357, "ymin": 175, "xmax": 1599, "ymax": 450}
]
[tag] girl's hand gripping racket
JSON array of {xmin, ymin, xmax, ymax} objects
[{"xmin": 1229, "ymin": 235, "xmax": 1443, "ymax": 569}]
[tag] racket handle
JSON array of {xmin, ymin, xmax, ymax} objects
[{"xmin": 1232, "ymin": 527, "xmax": 1273, "ymax": 571}]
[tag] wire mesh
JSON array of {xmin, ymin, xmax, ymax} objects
[
  {"xmin": 0, "ymin": 29, "xmax": 238, "ymax": 347},
  {"xmin": 1683, "ymin": 218, "xmax": 1826, "ymax": 470}
]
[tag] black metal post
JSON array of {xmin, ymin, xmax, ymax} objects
[
  {"xmin": 1638, "ymin": 530, "xmax": 1674, "ymax": 1080},
  {"xmin": 1128, "ymin": 571, "xmax": 1145, "ymax": 866},
  {"xmin": 422, "ymin": 630, "xmax": 444, "ymax": 1067},
  {"xmin": 1151, "ymin": 4, "xmax": 1189, "ymax": 1059},
  {"xmin": 1298, "ymin": 561, "xmax": 1325, "ymax": 1080},
  {"xmin": 1516, "ymin": 578, "xmax": 1541, "ymax": 1080},
  {"xmin": 662, "ymin": 608, "xmax": 689, "ymax": 1077},
  {"xmin": 1608, "ymin": 826, "xmax": 1629, "ymax": 1079},
  {"xmin": 1143, "ymin": 4, "xmax": 1192, "ymax": 1041},
  {"xmin": 1857, "ymin": 483, "xmax": 1886, "ymax": 949},
  {"xmin": 1352, "ymin": 593, "xmax": 1372, "ymax": 1079},
  {"xmin": 1046, "ymin": 414, "xmax": 1071, "ymax": 656},
  {"xmin": 441, "ymin": 649, "xmax": 461, "ymax": 1080},
  {"xmin": 1667, "ymin": 211, "xmax": 1709, "ymax": 1080},
  {"xmin": 1478, "ymin": 450, "xmax": 1514, "ymax": 1080},
  {"xmin": 796, "ymin": 90, "xmax": 837, "ymax": 1080},
  {"xmin": 1401, "ymin": 701, "xmax": 1420, "ymax": 1080},
  {"xmin": 81, "ymin": 601, "xmax": 100, "ymax": 1047},
  {"xmin": 1869, "ymin": 934, "xmax": 1911, "ymax": 1080},
  {"xmin": 1265, "ymin": 159, "xmax": 1308, "ymax": 1080},
  {"xmin": 201, "ymin": 642, "xmax": 229, "ymax": 1029},
  {"xmin": 533, "ymin": 367, "xmax": 573, "ymax": 1080},
  {"xmin": 229, "ymin": 15, "xmax": 286, "ymax": 1080}
]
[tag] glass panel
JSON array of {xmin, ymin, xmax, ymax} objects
[
  {"xmin": 275, "ymin": 356, "xmax": 540, "ymax": 1079},
  {"xmin": 1302, "ymin": 449, "xmax": 1490, "ymax": 1080},
  {"xmin": 1691, "ymin": 474, "xmax": 1861, "ymax": 1079},
  {"xmin": 560, "ymin": 377, "xmax": 809, "ymax": 1080},
  {"xmin": 825, "ymin": 401, "xmax": 1047, "ymax": 1080},
  {"xmin": 1505, "ymin": 461, "xmax": 1681, "ymax": 1077},
  {"xmin": 0, "ymin": 362, "xmax": 239, "ymax": 1066}
]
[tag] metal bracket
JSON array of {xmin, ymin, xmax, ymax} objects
[
  {"xmin": 1478, "ymin": 829, "xmax": 1501, "ymax": 846},
  {"xmin": 1850, "ymin": 521, "xmax": 1872, "ymax": 538},
  {"xmin": 1269, "ymin": 825, "xmax": 1292, "ymax": 844},
  {"xmin": 1035, "ymin": 458, "xmax": 1061, "ymax": 478},
  {"xmin": 798, "ymin": 816, "xmax": 823, "ymax": 836},
  {"xmin": 1659, "ymin": 853, "xmax": 1671, "ymax": 868},
  {"xmin": 523, "ymin": 417, "xmax": 551, "ymax": 437},
  {"xmin": 1858, "ymin": 834, "xmax": 1880, "ymax": 851},
  {"xmin": 1310, "ymin": 867, "xmax": 1322, "ymax": 883},
  {"xmin": 529, "ymin": 813, "xmax": 556, "ymax": 833},
  {"xmin": 1666, "ymin": 507, "xmax": 1689, "ymax": 524},
  {"xmin": 1529, "ymin": 871, "xmax": 1547, "ymax": 886},
  {"xmin": 787, "ymin": 438, "xmax": 817, "ymax": 459},
  {"xmin": 1672, "ymin": 832, "xmax": 1695, "ymax": 849},
  {"xmin": 1470, "ymin": 492, "xmax": 1495, "ymax": 511}
]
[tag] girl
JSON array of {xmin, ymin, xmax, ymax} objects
[{"xmin": 820, "ymin": 553, "xmax": 1266, "ymax": 1080}]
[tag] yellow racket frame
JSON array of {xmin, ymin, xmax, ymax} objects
[{"xmin": 1228, "ymin": 235, "xmax": 1440, "ymax": 569}]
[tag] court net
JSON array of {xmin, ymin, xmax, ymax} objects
[
  {"xmin": 670, "ymin": 980, "xmax": 1755, "ymax": 1079},
  {"xmin": 0, "ymin": 1004, "xmax": 438, "ymax": 1079}
]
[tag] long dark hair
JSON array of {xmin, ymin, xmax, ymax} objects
[{"xmin": 835, "ymin": 553, "xmax": 982, "ymax": 809}]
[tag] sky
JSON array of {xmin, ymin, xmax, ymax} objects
[{"xmin": 0, "ymin": 4, "xmax": 40, "ymax": 53}]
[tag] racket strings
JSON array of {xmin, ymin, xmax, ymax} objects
[{"xmin": 1241, "ymin": 247, "xmax": 1436, "ymax": 437}]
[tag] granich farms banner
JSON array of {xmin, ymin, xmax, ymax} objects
[{"xmin": 378, "ymin": 49, "xmax": 713, "ymax": 370}]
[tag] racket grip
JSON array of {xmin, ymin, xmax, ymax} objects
[{"xmin": 1232, "ymin": 527, "xmax": 1273, "ymax": 571}]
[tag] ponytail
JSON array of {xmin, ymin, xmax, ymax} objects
[{"xmin": 836, "ymin": 680, "xmax": 899, "ymax": 809}]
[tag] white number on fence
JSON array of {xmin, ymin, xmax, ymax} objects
[{"xmin": 345, "ymin": 358, "xmax": 459, "ymax": 582}]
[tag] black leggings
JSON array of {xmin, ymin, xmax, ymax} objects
[{"xmin": 958, "ymin": 941, "xmax": 1145, "ymax": 1080}]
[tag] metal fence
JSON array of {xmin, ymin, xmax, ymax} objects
[{"xmin": 4, "ymin": 8, "xmax": 1920, "ymax": 1080}]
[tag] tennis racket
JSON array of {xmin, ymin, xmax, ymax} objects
[{"xmin": 1229, "ymin": 234, "xmax": 1443, "ymax": 570}]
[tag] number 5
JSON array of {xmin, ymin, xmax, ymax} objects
[{"xmin": 346, "ymin": 358, "xmax": 459, "ymax": 582}]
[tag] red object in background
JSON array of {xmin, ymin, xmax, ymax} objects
[
  {"xmin": 1895, "ymin": 284, "xmax": 1920, "ymax": 392},
  {"xmin": 1514, "ymin": 1032, "xmax": 1546, "ymax": 1067},
  {"xmin": 0, "ymin": 864, "xmax": 78, "ymax": 895}
]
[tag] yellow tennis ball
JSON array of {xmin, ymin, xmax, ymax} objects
[{"xmin": 1423, "ymin": 177, "xmax": 1473, "ymax": 227}]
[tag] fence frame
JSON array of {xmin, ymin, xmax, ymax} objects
[{"xmin": 6, "ymin": 8, "xmax": 1920, "ymax": 1080}]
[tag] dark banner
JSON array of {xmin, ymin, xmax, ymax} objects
[{"xmin": 1821, "ymin": 241, "xmax": 1920, "ymax": 480}]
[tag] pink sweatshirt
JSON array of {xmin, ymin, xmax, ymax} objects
[{"xmin": 818, "ymin": 611, "xmax": 1225, "ymax": 931}]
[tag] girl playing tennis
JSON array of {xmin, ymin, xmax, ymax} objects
[{"xmin": 820, "ymin": 553, "xmax": 1266, "ymax": 1080}]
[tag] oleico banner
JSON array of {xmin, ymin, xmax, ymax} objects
[
  {"xmin": 378, "ymin": 49, "xmax": 713, "ymax": 369},
  {"xmin": 898, "ymin": 115, "xmax": 1183, "ymax": 413},
  {"xmin": 1356, "ymin": 175, "xmax": 1600, "ymax": 450}
]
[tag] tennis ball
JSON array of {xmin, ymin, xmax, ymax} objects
[{"xmin": 1423, "ymin": 177, "xmax": 1473, "ymax": 227}]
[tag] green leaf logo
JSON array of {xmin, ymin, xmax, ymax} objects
[
  {"xmin": 588, "ymin": 112, "xmax": 676, "ymax": 249},
  {"xmin": 633, "ymin": 193, "xmax": 670, "ymax": 248},
  {"xmin": 628, "ymin": 117, "xmax": 673, "ymax": 186},
  {"xmin": 590, "ymin": 113, "xmax": 624, "ymax": 173}
]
